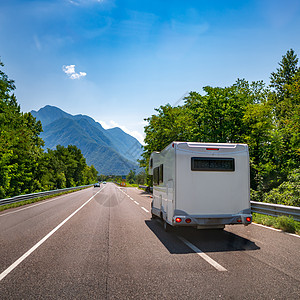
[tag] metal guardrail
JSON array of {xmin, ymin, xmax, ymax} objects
[
  {"xmin": 6, "ymin": 185, "xmax": 298, "ymax": 221},
  {"xmin": 251, "ymin": 201, "xmax": 300, "ymax": 222},
  {"xmin": 0, "ymin": 184, "xmax": 93, "ymax": 206},
  {"xmin": 137, "ymin": 188, "xmax": 300, "ymax": 221},
  {"xmin": 139, "ymin": 185, "xmax": 153, "ymax": 192}
]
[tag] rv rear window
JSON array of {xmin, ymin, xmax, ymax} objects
[{"xmin": 191, "ymin": 157, "xmax": 235, "ymax": 171}]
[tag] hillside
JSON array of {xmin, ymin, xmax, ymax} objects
[{"xmin": 31, "ymin": 105, "xmax": 143, "ymax": 175}]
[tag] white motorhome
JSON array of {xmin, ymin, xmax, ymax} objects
[{"xmin": 149, "ymin": 142, "xmax": 252, "ymax": 231}]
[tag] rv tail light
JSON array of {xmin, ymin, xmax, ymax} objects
[
  {"xmin": 175, "ymin": 217, "xmax": 182, "ymax": 223},
  {"xmin": 237, "ymin": 219, "xmax": 242, "ymax": 223},
  {"xmin": 185, "ymin": 218, "xmax": 192, "ymax": 223},
  {"xmin": 246, "ymin": 217, "xmax": 251, "ymax": 222},
  {"xmin": 206, "ymin": 148, "xmax": 219, "ymax": 151}
]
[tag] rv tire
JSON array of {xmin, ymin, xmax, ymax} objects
[
  {"xmin": 163, "ymin": 220, "xmax": 172, "ymax": 232},
  {"xmin": 151, "ymin": 213, "xmax": 158, "ymax": 219}
]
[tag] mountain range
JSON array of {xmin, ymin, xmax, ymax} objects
[{"xmin": 31, "ymin": 105, "xmax": 143, "ymax": 175}]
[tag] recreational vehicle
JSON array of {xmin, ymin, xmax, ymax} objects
[{"xmin": 149, "ymin": 142, "xmax": 252, "ymax": 231}]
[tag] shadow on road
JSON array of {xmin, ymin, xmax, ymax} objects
[{"xmin": 145, "ymin": 219, "xmax": 260, "ymax": 254}]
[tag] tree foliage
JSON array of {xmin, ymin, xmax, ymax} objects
[
  {"xmin": 270, "ymin": 49, "xmax": 299, "ymax": 102},
  {"xmin": 126, "ymin": 169, "xmax": 136, "ymax": 184},
  {"xmin": 141, "ymin": 49, "xmax": 300, "ymax": 206},
  {"xmin": 0, "ymin": 59, "xmax": 98, "ymax": 198}
]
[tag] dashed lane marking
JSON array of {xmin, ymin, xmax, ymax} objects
[
  {"xmin": 178, "ymin": 236, "xmax": 227, "ymax": 272},
  {"xmin": 118, "ymin": 187, "xmax": 150, "ymax": 214}
]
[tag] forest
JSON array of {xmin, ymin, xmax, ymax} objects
[
  {"xmin": 141, "ymin": 49, "xmax": 300, "ymax": 207},
  {"xmin": 0, "ymin": 60, "xmax": 98, "ymax": 199}
]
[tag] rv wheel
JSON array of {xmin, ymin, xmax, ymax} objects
[
  {"xmin": 163, "ymin": 220, "xmax": 172, "ymax": 232},
  {"xmin": 151, "ymin": 213, "xmax": 157, "ymax": 219}
]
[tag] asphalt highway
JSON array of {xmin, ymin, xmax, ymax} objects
[{"xmin": 0, "ymin": 182, "xmax": 299, "ymax": 299}]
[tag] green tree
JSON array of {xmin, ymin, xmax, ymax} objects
[
  {"xmin": 136, "ymin": 170, "xmax": 147, "ymax": 185},
  {"xmin": 49, "ymin": 145, "xmax": 87, "ymax": 187},
  {"xmin": 141, "ymin": 49, "xmax": 300, "ymax": 202},
  {"xmin": 0, "ymin": 59, "xmax": 98, "ymax": 197},
  {"xmin": 242, "ymin": 100, "xmax": 274, "ymax": 190},
  {"xmin": 126, "ymin": 169, "xmax": 136, "ymax": 184},
  {"xmin": 185, "ymin": 80, "xmax": 269, "ymax": 143},
  {"xmin": 270, "ymin": 49, "xmax": 299, "ymax": 103},
  {"xmin": 141, "ymin": 104, "xmax": 191, "ymax": 169},
  {"xmin": 275, "ymin": 69, "xmax": 300, "ymax": 169},
  {"xmin": 266, "ymin": 49, "xmax": 300, "ymax": 187},
  {"xmin": 83, "ymin": 165, "xmax": 98, "ymax": 184},
  {"xmin": 0, "ymin": 59, "xmax": 44, "ymax": 197},
  {"xmin": 40, "ymin": 145, "xmax": 98, "ymax": 189},
  {"xmin": 141, "ymin": 79, "xmax": 271, "ymax": 189}
]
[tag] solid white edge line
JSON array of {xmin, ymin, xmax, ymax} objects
[
  {"xmin": 252, "ymin": 223, "xmax": 300, "ymax": 238},
  {"xmin": 178, "ymin": 236, "xmax": 227, "ymax": 272},
  {"xmin": 0, "ymin": 188, "xmax": 90, "ymax": 218},
  {"xmin": 141, "ymin": 207, "xmax": 149, "ymax": 213},
  {"xmin": 0, "ymin": 186, "xmax": 105, "ymax": 282}
]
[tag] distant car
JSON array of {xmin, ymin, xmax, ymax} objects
[
  {"xmin": 103, "ymin": 181, "xmax": 106, "ymax": 184},
  {"xmin": 94, "ymin": 182, "xmax": 100, "ymax": 187}
]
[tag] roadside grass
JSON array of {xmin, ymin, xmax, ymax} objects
[
  {"xmin": 252, "ymin": 213, "xmax": 300, "ymax": 235},
  {"xmin": 0, "ymin": 186, "xmax": 90, "ymax": 212},
  {"xmin": 125, "ymin": 183, "xmax": 139, "ymax": 187}
]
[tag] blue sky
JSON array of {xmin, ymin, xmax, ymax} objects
[{"xmin": 1, "ymin": 0, "xmax": 300, "ymax": 144}]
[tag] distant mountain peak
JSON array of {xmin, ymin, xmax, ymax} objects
[
  {"xmin": 30, "ymin": 105, "xmax": 143, "ymax": 175},
  {"xmin": 31, "ymin": 105, "xmax": 72, "ymax": 126}
]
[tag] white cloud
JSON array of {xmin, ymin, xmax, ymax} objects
[
  {"xmin": 62, "ymin": 65, "xmax": 87, "ymax": 79},
  {"xmin": 70, "ymin": 72, "xmax": 87, "ymax": 79},
  {"xmin": 68, "ymin": 0, "xmax": 104, "ymax": 5},
  {"xmin": 63, "ymin": 65, "xmax": 75, "ymax": 74}
]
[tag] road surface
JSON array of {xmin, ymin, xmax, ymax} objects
[{"xmin": 0, "ymin": 182, "xmax": 299, "ymax": 299}]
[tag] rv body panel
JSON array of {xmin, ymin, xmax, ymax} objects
[
  {"xmin": 176, "ymin": 143, "xmax": 250, "ymax": 215},
  {"xmin": 150, "ymin": 142, "xmax": 252, "ymax": 229}
]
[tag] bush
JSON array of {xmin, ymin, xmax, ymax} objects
[
  {"xmin": 275, "ymin": 216, "xmax": 299, "ymax": 233},
  {"xmin": 252, "ymin": 213, "xmax": 300, "ymax": 235},
  {"xmin": 262, "ymin": 169, "xmax": 300, "ymax": 207}
]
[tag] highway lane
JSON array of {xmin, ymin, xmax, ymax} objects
[
  {"xmin": 0, "ymin": 187, "xmax": 102, "ymax": 274},
  {"xmin": 0, "ymin": 182, "xmax": 299, "ymax": 299}
]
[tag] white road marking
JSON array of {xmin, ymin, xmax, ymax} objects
[
  {"xmin": 0, "ymin": 188, "xmax": 89, "ymax": 218},
  {"xmin": 288, "ymin": 233, "xmax": 300, "ymax": 238},
  {"xmin": 0, "ymin": 186, "xmax": 106, "ymax": 282},
  {"xmin": 252, "ymin": 223, "xmax": 281, "ymax": 232},
  {"xmin": 119, "ymin": 188, "xmax": 149, "ymax": 213},
  {"xmin": 178, "ymin": 236, "xmax": 227, "ymax": 272},
  {"xmin": 252, "ymin": 223, "xmax": 300, "ymax": 239}
]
